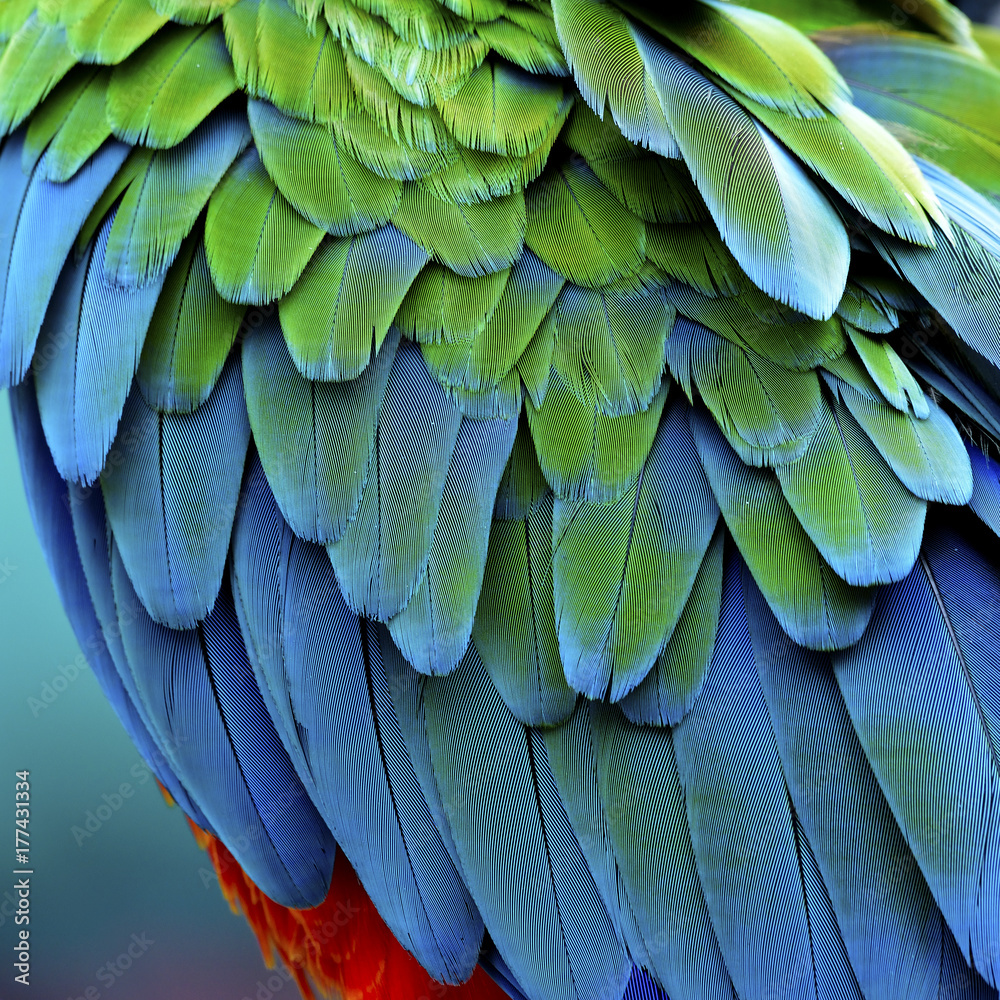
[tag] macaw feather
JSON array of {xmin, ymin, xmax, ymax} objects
[{"xmin": 66, "ymin": 0, "xmax": 168, "ymax": 63}]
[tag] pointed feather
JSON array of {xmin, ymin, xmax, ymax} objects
[
  {"xmin": 552, "ymin": 392, "xmax": 719, "ymax": 701},
  {"xmin": 106, "ymin": 22, "xmax": 237, "ymax": 148},
  {"xmin": 636, "ymin": 34, "xmax": 849, "ymax": 320},
  {"xmin": 243, "ymin": 316, "xmax": 396, "ymax": 544},
  {"xmin": 33, "ymin": 214, "xmax": 164, "ymax": 485},
  {"xmin": 644, "ymin": 223, "xmax": 742, "ymax": 298},
  {"xmin": 204, "ymin": 145, "xmax": 324, "ymax": 305},
  {"xmin": 249, "ymin": 98, "xmax": 403, "ymax": 236},
  {"xmin": 389, "ymin": 410, "xmax": 518, "ymax": 675},
  {"xmin": 278, "ymin": 225, "xmax": 427, "ymax": 381},
  {"xmin": 0, "ymin": 138, "xmax": 128, "ymax": 387},
  {"xmin": 690, "ymin": 405, "xmax": 874, "ymax": 649},
  {"xmin": 834, "ymin": 517, "xmax": 1000, "ymax": 988},
  {"xmin": 228, "ymin": 473, "xmax": 484, "ymax": 982},
  {"xmin": 112, "ymin": 550, "xmax": 335, "ymax": 909},
  {"xmin": 424, "ymin": 646, "xmax": 630, "ymax": 1000},
  {"xmin": 672, "ymin": 549, "xmax": 863, "ymax": 1000},
  {"xmin": 103, "ymin": 107, "xmax": 250, "ymax": 286},
  {"xmin": 562, "ymin": 102, "xmax": 705, "ymax": 225},
  {"xmin": 136, "ymin": 229, "xmax": 245, "ymax": 413},
  {"xmin": 327, "ymin": 340, "xmax": 462, "ymax": 620},
  {"xmin": 847, "ymin": 326, "xmax": 929, "ymax": 417},
  {"xmin": 620, "ymin": 526, "xmax": 723, "ymax": 726},
  {"xmin": 525, "ymin": 159, "xmax": 646, "ymax": 288},
  {"xmin": 101, "ymin": 355, "xmax": 250, "ymax": 628}
]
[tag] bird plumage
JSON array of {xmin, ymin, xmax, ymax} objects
[{"xmin": 3, "ymin": 0, "xmax": 1000, "ymax": 996}]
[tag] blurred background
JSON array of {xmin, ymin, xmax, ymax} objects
[{"xmin": 2, "ymin": 2, "xmax": 1000, "ymax": 998}]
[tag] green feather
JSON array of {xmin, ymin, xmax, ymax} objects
[
  {"xmin": 106, "ymin": 22, "xmax": 237, "ymax": 148},
  {"xmin": 636, "ymin": 35, "xmax": 851, "ymax": 320},
  {"xmin": 824, "ymin": 366, "xmax": 973, "ymax": 506},
  {"xmin": 440, "ymin": 368, "xmax": 521, "ymax": 419},
  {"xmin": 153, "ymin": 0, "xmax": 242, "ymax": 24},
  {"xmin": 249, "ymin": 98, "xmax": 402, "ymax": 235},
  {"xmin": 492, "ymin": 410, "xmax": 549, "ymax": 521},
  {"xmin": 847, "ymin": 326, "xmax": 929, "ymax": 417},
  {"xmin": 0, "ymin": 0, "xmax": 33, "ymax": 44},
  {"xmin": 551, "ymin": 0, "xmax": 679, "ymax": 157},
  {"xmin": 342, "ymin": 40, "xmax": 458, "ymax": 140},
  {"xmin": 204, "ymin": 145, "xmax": 324, "ymax": 304},
  {"xmin": 349, "ymin": 0, "xmax": 473, "ymax": 50},
  {"xmin": 732, "ymin": 90, "xmax": 946, "ymax": 246},
  {"xmin": 836, "ymin": 280, "xmax": 899, "ymax": 335},
  {"xmin": 0, "ymin": 12, "xmax": 75, "ymax": 136},
  {"xmin": 22, "ymin": 65, "xmax": 109, "ymax": 180},
  {"xmin": 104, "ymin": 108, "xmax": 251, "ymax": 286},
  {"xmin": 137, "ymin": 230, "xmax": 245, "ymax": 413},
  {"xmin": 440, "ymin": 59, "xmax": 565, "ymax": 157},
  {"xmin": 527, "ymin": 372, "xmax": 667, "ymax": 502},
  {"xmin": 393, "ymin": 180, "xmax": 525, "ymax": 277},
  {"xmin": 552, "ymin": 392, "xmax": 719, "ymax": 701},
  {"xmin": 620, "ymin": 527, "xmax": 724, "ymax": 726},
  {"xmin": 775, "ymin": 393, "xmax": 927, "ymax": 586},
  {"xmin": 396, "ymin": 264, "xmax": 510, "ymax": 345},
  {"xmin": 690, "ymin": 406, "xmax": 874, "ymax": 650},
  {"xmin": 625, "ymin": 0, "xmax": 850, "ymax": 117},
  {"xmin": 229, "ymin": 0, "xmax": 356, "ymax": 126},
  {"xmin": 665, "ymin": 280, "xmax": 846, "ymax": 372},
  {"xmin": 549, "ymin": 272, "xmax": 673, "ymax": 417},
  {"xmin": 75, "ymin": 146, "xmax": 154, "ymax": 254},
  {"xmin": 665, "ymin": 317, "xmax": 823, "ymax": 467},
  {"xmin": 65, "ymin": 0, "xmax": 167, "ymax": 64},
  {"xmin": 416, "ymin": 250, "xmax": 563, "ymax": 395},
  {"xmin": 562, "ymin": 102, "xmax": 704, "ymax": 225},
  {"xmin": 332, "ymin": 104, "xmax": 461, "ymax": 180},
  {"xmin": 475, "ymin": 16, "xmax": 568, "ymax": 77},
  {"xmin": 821, "ymin": 29, "xmax": 1000, "ymax": 198},
  {"xmin": 525, "ymin": 159, "xmax": 646, "ymax": 288},
  {"xmin": 278, "ymin": 226, "xmax": 427, "ymax": 381},
  {"xmin": 644, "ymin": 223, "xmax": 741, "ymax": 298},
  {"xmin": 389, "ymin": 411, "xmax": 518, "ymax": 675},
  {"xmin": 437, "ymin": 0, "xmax": 508, "ymax": 23}
]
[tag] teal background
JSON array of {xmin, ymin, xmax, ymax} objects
[{"xmin": 0, "ymin": 397, "xmax": 280, "ymax": 1000}]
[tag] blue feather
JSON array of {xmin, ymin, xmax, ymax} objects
[
  {"xmin": 622, "ymin": 967, "xmax": 669, "ymax": 1000},
  {"xmin": 33, "ymin": 211, "xmax": 164, "ymax": 485},
  {"xmin": 543, "ymin": 702, "xmax": 734, "ymax": 1000},
  {"xmin": 9, "ymin": 375, "xmax": 208, "ymax": 829},
  {"xmin": 0, "ymin": 133, "xmax": 34, "ymax": 363},
  {"xmin": 389, "ymin": 408, "xmax": 519, "ymax": 675},
  {"xmin": 1, "ymin": 139, "xmax": 129, "ymax": 386},
  {"xmin": 327, "ymin": 338, "xmax": 463, "ymax": 620},
  {"xmin": 872, "ymin": 160, "xmax": 1000, "ymax": 371},
  {"xmin": 101, "ymin": 353, "xmax": 250, "ymax": 628},
  {"xmin": 969, "ymin": 442, "xmax": 1000, "ymax": 538},
  {"xmin": 672, "ymin": 548, "xmax": 863, "ymax": 1000},
  {"xmin": 111, "ymin": 545, "xmax": 335, "ymax": 908},
  {"xmin": 423, "ymin": 645, "xmax": 630, "ymax": 1000},
  {"xmin": 745, "ymin": 565, "xmax": 960, "ymax": 1000},
  {"xmin": 834, "ymin": 516, "xmax": 1000, "ymax": 989},
  {"xmin": 242, "ymin": 313, "xmax": 397, "ymax": 544},
  {"xmin": 230, "ymin": 458, "xmax": 483, "ymax": 983}
]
